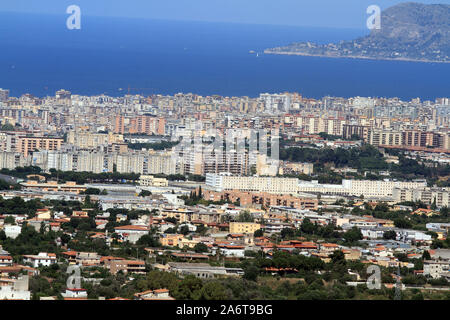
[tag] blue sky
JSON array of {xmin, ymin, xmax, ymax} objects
[{"xmin": 0, "ymin": 0, "xmax": 448, "ymax": 28}]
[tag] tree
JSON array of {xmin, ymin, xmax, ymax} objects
[
  {"xmin": 1, "ymin": 123, "xmax": 15, "ymax": 131},
  {"xmin": 422, "ymin": 250, "xmax": 431, "ymax": 260},
  {"xmin": 4, "ymin": 215, "xmax": 15, "ymax": 225},
  {"xmin": 198, "ymin": 186, "xmax": 202, "ymax": 199},
  {"xmin": 139, "ymin": 190, "xmax": 152, "ymax": 197},
  {"xmin": 236, "ymin": 211, "xmax": 254, "ymax": 223},
  {"xmin": 165, "ymin": 227, "xmax": 177, "ymax": 234},
  {"xmin": 82, "ymin": 188, "xmax": 102, "ymax": 195},
  {"xmin": 253, "ymin": 229, "xmax": 264, "ymax": 237},
  {"xmin": 243, "ymin": 265, "xmax": 259, "ymax": 282},
  {"xmin": 281, "ymin": 228, "xmax": 295, "ymax": 239},
  {"xmin": 300, "ymin": 218, "xmax": 316, "ymax": 234},
  {"xmin": 329, "ymin": 250, "xmax": 346, "ymax": 265},
  {"xmin": 431, "ymin": 197, "xmax": 437, "ymax": 210},
  {"xmin": 60, "ymin": 233, "xmax": 71, "ymax": 245},
  {"xmin": 199, "ymin": 282, "xmax": 228, "ymax": 300},
  {"xmin": 193, "ymin": 243, "xmax": 208, "ymax": 253},
  {"xmin": 179, "ymin": 225, "xmax": 190, "ymax": 236},
  {"xmin": 196, "ymin": 224, "xmax": 208, "ymax": 236},
  {"xmin": 173, "ymin": 275, "xmax": 203, "ymax": 300},
  {"xmin": 164, "ymin": 217, "xmax": 177, "ymax": 224},
  {"xmin": 394, "ymin": 218, "xmax": 412, "ymax": 229},
  {"xmin": 84, "ymin": 195, "xmax": 91, "ymax": 206},
  {"xmin": 383, "ymin": 230, "xmax": 397, "ymax": 240},
  {"xmin": 343, "ymin": 227, "xmax": 362, "ymax": 243}
]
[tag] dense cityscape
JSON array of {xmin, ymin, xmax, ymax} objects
[{"xmin": 0, "ymin": 87, "xmax": 448, "ymax": 300}]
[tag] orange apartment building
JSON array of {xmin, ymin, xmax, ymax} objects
[
  {"xmin": 113, "ymin": 115, "xmax": 125, "ymax": 134},
  {"xmin": 129, "ymin": 115, "xmax": 165, "ymax": 135},
  {"xmin": 202, "ymin": 189, "xmax": 318, "ymax": 210},
  {"xmin": 17, "ymin": 136, "xmax": 63, "ymax": 156}
]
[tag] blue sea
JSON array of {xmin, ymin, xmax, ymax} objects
[{"xmin": 0, "ymin": 12, "xmax": 449, "ymax": 100}]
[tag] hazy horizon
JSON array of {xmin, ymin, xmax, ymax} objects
[{"xmin": 1, "ymin": 0, "xmax": 449, "ymax": 29}]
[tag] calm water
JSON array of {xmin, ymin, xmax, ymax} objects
[{"xmin": 0, "ymin": 12, "xmax": 448, "ymax": 100}]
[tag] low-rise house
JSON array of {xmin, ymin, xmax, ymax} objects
[
  {"xmin": 36, "ymin": 208, "xmax": 52, "ymax": 220},
  {"xmin": 72, "ymin": 211, "xmax": 89, "ymax": 219},
  {"xmin": 0, "ymin": 275, "xmax": 30, "ymax": 300},
  {"xmin": 134, "ymin": 288, "xmax": 174, "ymax": 300},
  {"xmin": 139, "ymin": 175, "xmax": 169, "ymax": 187},
  {"xmin": 361, "ymin": 228, "xmax": 384, "ymax": 240},
  {"xmin": 263, "ymin": 222, "xmax": 291, "ymax": 234},
  {"xmin": 23, "ymin": 253, "xmax": 57, "ymax": 268},
  {"xmin": 3, "ymin": 225, "xmax": 21, "ymax": 239},
  {"xmin": 76, "ymin": 252, "xmax": 101, "ymax": 266},
  {"xmin": 61, "ymin": 251, "xmax": 77, "ymax": 264},
  {"xmin": 411, "ymin": 208, "xmax": 438, "ymax": 217},
  {"xmin": 106, "ymin": 259, "xmax": 146, "ymax": 275},
  {"xmin": 217, "ymin": 244, "xmax": 245, "ymax": 258},
  {"xmin": 293, "ymin": 242, "xmax": 318, "ymax": 252},
  {"xmin": 178, "ymin": 223, "xmax": 197, "ymax": 233},
  {"xmin": 423, "ymin": 260, "xmax": 450, "ymax": 279},
  {"xmin": 0, "ymin": 265, "xmax": 38, "ymax": 277},
  {"xmin": 62, "ymin": 288, "xmax": 88, "ymax": 299},
  {"xmin": 114, "ymin": 225, "xmax": 149, "ymax": 244},
  {"xmin": 49, "ymin": 222, "xmax": 61, "ymax": 232},
  {"xmin": 160, "ymin": 234, "xmax": 184, "ymax": 247},
  {"xmin": 320, "ymin": 243, "xmax": 340, "ymax": 252},
  {"xmin": 396, "ymin": 229, "xmax": 432, "ymax": 243},
  {"xmin": 158, "ymin": 222, "xmax": 176, "ymax": 233},
  {"xmin": 164, "ymin": 262, "xmax": 243, "ymax": 279},
  {"xmin": 178, "ymin": 237, "xmax": 200, "ymax": 249},
  {"xmin": 170, "ymin": 252, "xmax": 209, "ymax": 261},
  {"xmin": 343, "ymin": 249, "xmax": 361, "ymax": 260},
  {"xmin": 26, "ymin": 218, "xmax": 49, "ymax": 232},
  {"xmin": 0, "ymin": 255, "xmax": 13, "ymax": 267},
  {"xmin": 229, "ymin": 222, "xmax": 261, "ymax": 235}
]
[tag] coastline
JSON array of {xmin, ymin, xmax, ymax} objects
[{"xmin": 263, "ymin": 50, "xmax": 450, "ymax": 64}]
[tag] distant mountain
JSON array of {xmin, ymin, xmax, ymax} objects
[{"xmin": 265, "ymin": 2, "xmax": 450, "ymax": 63}]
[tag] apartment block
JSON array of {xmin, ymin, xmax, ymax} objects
[
  {"xmin": 205, "ymin": 173, "xmax": 299, "ymax": 195},
  {"xmin": 229, "ymin": 222, "xmax": 261, "ymax": 234}
]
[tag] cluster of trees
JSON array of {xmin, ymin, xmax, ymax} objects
[
  {"xmin": 127, "ymin": 140, "xmax": 179, "ymax": 151},
  {"xmin": 30, "ymin": 264, "xmax": 450, "ymax": 300},
  {"xmin": 0, "ymin": 224, "xmax": 60, "ymax": 257},
  {"xmin": 280, "ymin": 145, "xmax": 389, "ymax": 172},
  {"xmin": 431, "ymin": 237, "xmax": 450, "ymax": 249},
  {"xmin": 280, "ymin": 144, "xmax": 450, "ymax": 182},
  {"xmin": 47, "ymin": 170, "xmax": 140, "ymax": 184},
  {"xmin": 1, "ymin": 123, "xmax": 15, "ymax": 131},
  {"xmin": 0, "ymin": 167, "xmax": 140, "ymax": 184},
  {"xmin": 252, "ymin": 250, "xmax": 325, "ymax": 273},
  {"xmin": 181, "ymin": 186, "xmax": 231, "ymax": 206},
  {"xmin": 80, "ymin": 188, "xmax": 108, "ymax": 195},
  {"xmin": 0, "ymin": 166, "xmax": 43, "ymax": 179},
  {"xmin": 0, "ymin": 179, "xmax": 19, "ymax": 190},
  {"xmin": 235, "ymin": 211, "xmax": 255, "ymax": 223},
  {"xmin": 352, "ymin": 201, "xmax": 449, "ymax": 231},
  {"xmin": 278, "ymin": 218, "xmax": 361, "ymax": 245},
  {"xmin": 0, "ymin": 196, "xmax": 44, "ymax": 217},
  {"xmin": 153, "ymin": 173, "xmax": 205, "ymax": 182},
  {"xmin": 29, "ymin": 264, "xmax": 67, "ymax": 300}
]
